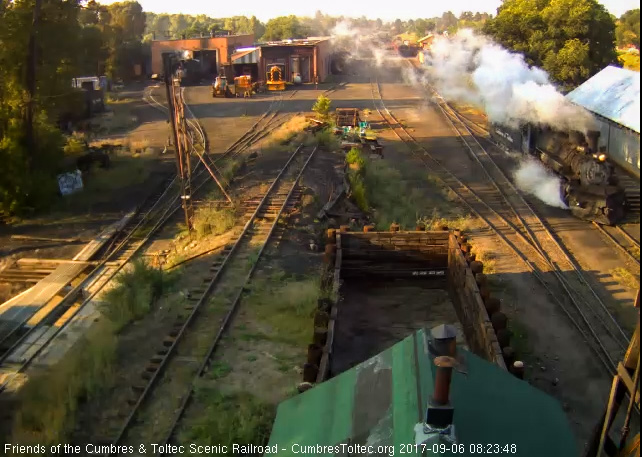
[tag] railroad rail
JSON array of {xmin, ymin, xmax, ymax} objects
[
  {"xmin": 91, "ymin": 144, "xmax": 317, "ymax": 451},
  {"xmin": 370, "ymin": 77, "xmax": 629, "ymax": 377},
  {"xmin": 592, "ymin": 222, "xmax": 640, "ymax": 267},
  {"xmin": 0, "ymin": 85, "xmax": 293, "ymax": 394}
]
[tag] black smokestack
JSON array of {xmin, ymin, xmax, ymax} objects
[{"xmin": 586, "ymin": 130, "xmax": 600, "ymax": 154}]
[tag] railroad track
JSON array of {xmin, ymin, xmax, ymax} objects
[
  {"xmin": 84, "ymin": 144, "xmax": 317, "ymax": 452},
  {"xmin": 592, "ymin": 222, "xmax": 640, "ymax": 267},
  {"xmin": 371, "ymin": 77, "xmax": 629, "ymax": 376},
  {"xmin": 0, "ymin": 85, "xmax": 292, "ymax": 394},
  {"xmin": 428, "ymin": 87, "xmax": 641, "ymax": 271},
  {"xmin": 0, "ymin": 170, "xmax": 184, "ymax": 392}
]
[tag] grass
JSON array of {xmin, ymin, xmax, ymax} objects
[
  {"xmin": 508, "ymin": 318, "xmax": 532, "ymax": 360},
  {"xmin": 128, "ymin": 138, "xmax": 150, "ymax": 155},
  {"xmin": 93, "ymin": 105, "xmax": 138, "ymax": 135},
  {"xmin": 244, "ymin": 274, "xmax": 320, "ymax": 347},
  {"xmin": 53, "ymin": 153, "xmax": 151, "ymax": 213},
  {"xmin": 222, "ymin": 158, "xmax": 242, "ymax": 184},
  {"xmin": 628, "ymin": 245, "xmax": 640, "ymax": 260},
  {"xmin": 610, "ymin": 267, "xmax": 640, "ymax": 290},
  {"xmin": 100, "ymin": 258, "xmax": 178, "ymax": 331},
  {"xmin": 193, "ymin": 206, "xmax": 236, "ymax": 239},
  {"xmin": 206, "ymin": 361, "xmax": 233, "ymax": 380},
  {"xmin": 470, "ymin": 245, "xmax": 497, "ymax": 274},
  {"xmin": 263, "ymin": 115, "xmax": 310, "ymax": 151},
  {"xmin": 176, "ymin": 389, "xmax": 275, "ymax": 452},
  {"xmin": 10, "ymin": 319, "xmax": 117, "ymax": 447},
  {"xmin": 347, "ymin": 151, "xmax": 470, "ymax": 230}
]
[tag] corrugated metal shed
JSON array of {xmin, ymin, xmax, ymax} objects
[
  {"xmin": 566, "ymin": 65, "xmax": 640, "ymax": 134},
  {"xmin": 232, "ymin": 47, "xmax": 259, "ymax": 64},
  {"xmin": 268, "ymin": 329, "xmax": 577, "ymax": 456}
]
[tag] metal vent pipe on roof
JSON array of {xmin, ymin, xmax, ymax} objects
[{"xmin": 433, "ymin": 356, "xmax": 456, "ymax": 405}]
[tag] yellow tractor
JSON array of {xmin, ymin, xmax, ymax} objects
[{"xmin": 266, "ymin": 65, "xmax": 286, "ymax": 91}]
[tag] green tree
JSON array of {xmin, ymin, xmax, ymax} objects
[
  {"xmin": 616, "ymin": 9, "xmax": 640, "ymax": 48},
  {"xmin": 262, "ymin": 16, "xmax": 307, "ymax": 41},
  {"xmin": 484, "ymin": 0, "xmax": 617, "ymax": 89},
  {"xmin": 0, "ymin": 0, "xmax": 74, "ymax": 214},
  {"xmin": 311, "ymin": 95, "xmax": 331, "ymax": 121}
]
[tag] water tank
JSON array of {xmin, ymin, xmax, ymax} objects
[{"xmin": 293, "ymin": 73, "xmax": 302, "ymax": 85}]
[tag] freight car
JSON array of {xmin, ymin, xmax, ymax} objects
[{"xmin": 489, "ymin": 123, "xmax": 627, "ymax": 225}]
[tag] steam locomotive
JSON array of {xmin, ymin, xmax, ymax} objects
[{"xmin": 489, "ymin": 123, "xmax": 627, "ymax": 225}]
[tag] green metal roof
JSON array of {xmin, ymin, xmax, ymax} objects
[{"xmin": 267, "ymin": 329, "xmax": 576, "ymax": 456}]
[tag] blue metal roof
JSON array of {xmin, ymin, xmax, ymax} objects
[{"xmin": 566, "ymin": 65, "xmax": 640, "ymax": 134}]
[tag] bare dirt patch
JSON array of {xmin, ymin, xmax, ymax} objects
[{"xmin": 332, "ymin": 281, "xmax": 464, "ymax": 375}]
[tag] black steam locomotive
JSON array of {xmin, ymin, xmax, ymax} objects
[{"xmin": 490, "ymin": 123, "xmax": 627, "ymax": 225}]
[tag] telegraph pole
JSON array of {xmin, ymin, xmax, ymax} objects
[{"xmin": 163, "ymin": 54, "xmax": 193, "ymax": 233}]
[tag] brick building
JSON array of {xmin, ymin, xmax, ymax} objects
[{"xmin": 150, "ymin": 34, "xmax": 255, "ymax": 77}]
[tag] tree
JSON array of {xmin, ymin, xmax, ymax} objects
[
  {"xmin": 616, "ymin": 9, "xmax": 640, "ymax": 48},
  {"xmin": 262, "ymin": 16, "xmax": 307, "ymax": 41},
  {"xmin": 311, "ymin": 94, "xmax": 331, "ymax": 121},
  {"xmin": 484, "ymin": 0, "xmax": 617, "ymax": 89},
  {"xmin": 440, "ymin": 11, "xmax": 458, "ymax": 31}
]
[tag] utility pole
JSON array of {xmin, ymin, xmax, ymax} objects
[
  {"xmin": 25, "ymin": 0, "xmax": 43, "ymax": 169},
  {"xmin": 163, "ymin": 54, "xmax": 193, "ymax": 233}
]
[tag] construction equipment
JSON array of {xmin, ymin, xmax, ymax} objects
[
  {"xmin": 266, "ymin": 65, "xmax": 286, "ymax": 91},
  {"xmin": 234, "ymin": 75, "xmax": 253, "ymax": 98},
  {"xmin": 211, "ymin": 76, "xmax": 231, "ymax": 98},
  {"xmin": 585, "ymin": 289, "xmax": 640, "ymax": 457}
]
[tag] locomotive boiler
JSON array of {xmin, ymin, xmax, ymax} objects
[{"xmin": 490, "ymin": 123, "xmax": 627, "ymax": 225}]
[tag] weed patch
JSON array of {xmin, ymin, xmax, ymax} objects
[
  {"xmin": 177, "ymin": 389, "xmax": 274, "ymax": 453},
  {"xmin": 315, "ymin": 128, "xmax": 340, "ymax": 151},
  {"xmin": 610, "ymin": 267, "xmax": 640, "ymax": 290},
  {"xmin": 100, "ymin": 258, "xmax": 178, "ymax": 330},
  {"xmin": 53, "ymin": 154, "xmax": 150, "ymax": 213},
  {"xmin": 357, "ymin": 155, "xmax": 467, "ymax": 230},
  {"xmin": 263, "ymin": 116, "xmax": 310, "ymax": 151},
  {"xmin": 244, "ymin": 275, "xmax": 320, "ymax": 347},
  {"xmin": 10, "ymin": 320, "xmax": 117, "ymax": 447},
  {"xmin": 193, "ymin": 207, "xmax": 235, "ymax": 239}
]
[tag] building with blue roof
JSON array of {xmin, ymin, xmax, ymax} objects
[{"xmin": 566, "ymin": 66, "xmax": 640, "ymax": 178}]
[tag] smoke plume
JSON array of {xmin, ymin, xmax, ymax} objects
[
  {"xmin": 514, "ymin": 159, "xmax": 568, "ymax": 209},
  {"xmin": 330, "ymin": 20, "xmax": 400, "ymax": 68},
  {"xmin": 426, "ymin": 29, "xmax": 595, "ymax": 133}
]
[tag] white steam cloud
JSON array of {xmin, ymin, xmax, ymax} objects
[
  {"xmin": 426, "ymin": 29, "xmax": 596, "ymax": 133},
  {"xmin": 329, "ymin": 20, "xmax": 401, "ymax": 68},
  {"xmin": 514, "ymin": 159, "xmax": 568, "ymax": 209}
]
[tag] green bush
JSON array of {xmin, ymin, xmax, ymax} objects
[
  {"xmin": 193, "ymin": 207, "xmax": 235, "ymax": 239},
  {"xmin": 346, "ymin": 147, "xmax": 365, "ymax": 167},
  {"xmin": 63, "ymin": 136, "xmax": 88, "ymax": 157},
  {"xmin": 100, "ymin": 258, "xmax": 176, "ymax": 330},
  {"xmin": 315, "ymin": 128, "xmax": 339, "ymax": 151},
  {"xmin": 348, "ymin": 170, "xmax": 369, "ymax": 212}
]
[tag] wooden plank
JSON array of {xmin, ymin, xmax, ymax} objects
[
  {"xmin": 618, "ymin": 362, "xmax": 641, "ymax": 404},
  {"xmin": 11, "ymin": 235, "xmax": 83, "ymax": 243},
  {"xmin": 0, "ymin": 213, "xmax": 134, "ymax": 340},
  {"xmin": 16, "ymin": 258, "xmax": 99, "ymax": 266},
  {"xmin": 624, "ymin": 320, "xmax": 640, "ymax": 370}
]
